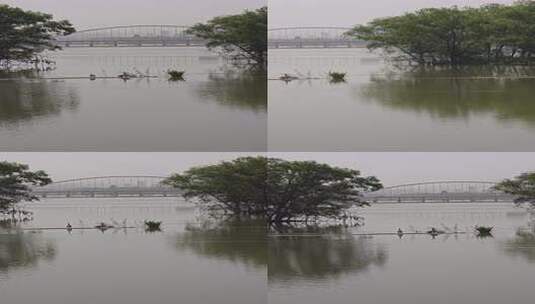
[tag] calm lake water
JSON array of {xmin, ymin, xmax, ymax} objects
[
  {"xmin": 269, "ymin": 203, "xmax": 535, "ymax": 304},
  {"xmin": 0, "ymin": 198, "xmax": 266, "ymax": 304},
  {"xmin": 269, "ymin": 49, "xmax": 535, "ymax": 151},
  {"xmin": 0, "ymin": 47, "xmax": 267, "ymax": 151}
]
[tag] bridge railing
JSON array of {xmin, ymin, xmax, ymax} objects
[
  {"xmin": 33, "ymin": 176, "xmax": 182, "ymax": 198},
  {"xmin": 361, "ymin": 181, "xmax": 514, "ymax": 203}
]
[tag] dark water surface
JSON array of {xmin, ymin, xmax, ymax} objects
[
  {"xmin": 0, "ymin": 198, "xmax": 266, "ymax": 304},
  {"xmin": 269, "ymin": 49, "xmax": 535, "ymax": 151},
  {"xmin": 0, "ymin": 48, "xmax": 267, "ymax": 151},
  {"xmin": 268, "ymin": 203, "xmax": 535, "ymax": 304}
]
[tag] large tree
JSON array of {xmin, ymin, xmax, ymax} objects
[
  {"xmin": 164, "ymin": 157, "xmax": 382, "ymax": 225},
  {"xmin": 0, "ymin": 4, "xmax": 75, "ymax": 70},
  {"xmin": 495, "ymin": 172, "xmax": 535, "ymax": 205},
  {"xmin": 347, "ymin": 1, "xmax": 535, "ymax": 65},
  {"xmin": 187, "ymin": 7, "xmax": 267, "ymax": 66},
  {"xmin": 0, "ymin": 161, "xmax": 51, "ymax": 215}
]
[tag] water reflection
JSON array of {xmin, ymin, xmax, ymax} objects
[
  {"xmin": 0, "ymin": 229, "xmax": 56, "ymax": 275},
  {"xmin": 360, "ymin": 67, "xmax": 535, "ymax": 125},
  {"xmin": 0, "ymin": 74, "xmax": 79, "ymax": 127},
  {"xmin": 175, "ymin": 219, "xmax": 267, "ymax": 268},
  {"xmin": 503, "ymin": 223, "xmax": 535, "ymax": 263},
  {"xmin": 268, "ymin": 226, "xmax": 387, "ymax": 283},
  {"xmin": 196, "ymin": 70, "xmax": 267, "ymax": 112}
]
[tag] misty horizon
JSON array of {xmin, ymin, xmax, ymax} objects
[
  {"xmin": 1, "ymin": 0, "xmax": 265, "ymax": 29},
  {"xmin": 269, "ymin": 0, "xmax": 516, "ymax": 28}
]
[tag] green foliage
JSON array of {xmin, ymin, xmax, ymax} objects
[
  {"xmin": 0, "ymin": 161, "xmax": 51, "ymax": 214},
  {"xmin": 328, "ymin": 72, "xmax": 347, "ymax": 83},
  {"xmin": 167, "ymin": 70, "xmax": 185, "ymax": 81},
  {"xmin": 187, "ymin": 7, "xmax": 267, "ymax": 66},
  {"xmin": 347, "ymin": 2, "xmax": 535, "ymax": 65},
  {"xmin": 0, "ymin": 4, "xmax": 75, "ymax": 70},
  {"xmin": 495, "ymin": 172, "xmax": 535, "ymax": 205},
  {"xmin": 164, "ymin": 157, "xmax": 382, "ymax": 224},
  {"xmin": 144, "ymin": 220, "xmax": 162, "ymax": 232}
]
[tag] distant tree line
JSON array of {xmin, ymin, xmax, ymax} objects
[{"xmin": 348, "ymin": 1, "xmax": 535, "ymax": 66}]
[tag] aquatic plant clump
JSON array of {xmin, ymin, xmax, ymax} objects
[
  {"xmin": 475, "ymin": 226, "xmax": 493, "ymax": 237},
  {"xmin": 144, "ymin": 220, "xmax": 162, "ymax": 232},
  {"xmin": 328, "ymin": 72, "xmax": 347, "ymax": 83},
  {"xmin": 167, "ymin": 70, "xmax": 185, "ymax": 81}
]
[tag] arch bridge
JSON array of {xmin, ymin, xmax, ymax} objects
[
  {"xmin": 363, "ymin": 181, "xmax": 514, "ymax": 204},
  {"xmin": 268, "ymin": 27, "xmax": 366, "ymax": 49},
  {"xmin": 56, "ymin": 25, "xmax": 206, "ymax": 47},
  {"xmin": 33, "ymin": 176, "xmax": 181, "ymax": 198}
]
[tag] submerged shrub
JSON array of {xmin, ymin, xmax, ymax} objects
[
  {"xmin": 475, "ymin": 226, "xmax": 493, "ymax": 237},
  {"xmin": 167, "ymin": 70, "xmax": 185, "ymax": 81},
  {"xmin": 328, "ymin": 72, "xmax": 347, "ymax": 83},
  {"xmin": 144, "ymin": 220, "xmax": 162, "ymax": 232}
]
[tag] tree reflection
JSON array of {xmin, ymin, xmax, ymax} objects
[
  {"xmin": 359, "ymin": 66, "xmax": 535, "ymax": 125},
  {"xmin": 195, "ymin": 69, "xmax": 267, "ymax": 112},
  {"xmin": 0, "ymin": 228, "xmax": 56, "ymax": 275},
  {"xmin": 503, "ymin": 224, "xmax": 535, "ymax": 263},
  {"xmin": 268, "ymin": 226, "xmax": 387, "ymax": 283},
  {"xmin": 0, "ymin": 73, "xmax": 80, "ymax": 127},
  {"xmin": 174, "ymin": 219, "xmax": 267, "ymax": 268}
]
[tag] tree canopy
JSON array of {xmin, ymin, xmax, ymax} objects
[
  {"xmin": 495, "ymin": 172, "xmax": 535, "ymax": 205},
  {"xmin": 347, "ymin": 1, "xmax": 535, "ymax": 65},
  {"xmin": 164, "ymin": 156, "xmax": 382, "ymax": 225},
  {"xmin": 187, "ymin": 7, "xmax": 267, "ymax": 66},
  {"xmin": 0, "ymin": 161, "xmax": 51, "ymax": 215},
  {"xmin": 0, "ymin": 4, "xmax": 75, "ymax": 70}
]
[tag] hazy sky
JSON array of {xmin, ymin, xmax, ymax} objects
[
  {"xmin": 2, "ymin": 153, "xmax": 534, "ymax": 186},
  {"xmin": 269, "ymin": 0, "xmax": 516, "ymax": 27},
  {"xmin": 2, "ymin": 0, "xmax": 265, "ymax": 29}
]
